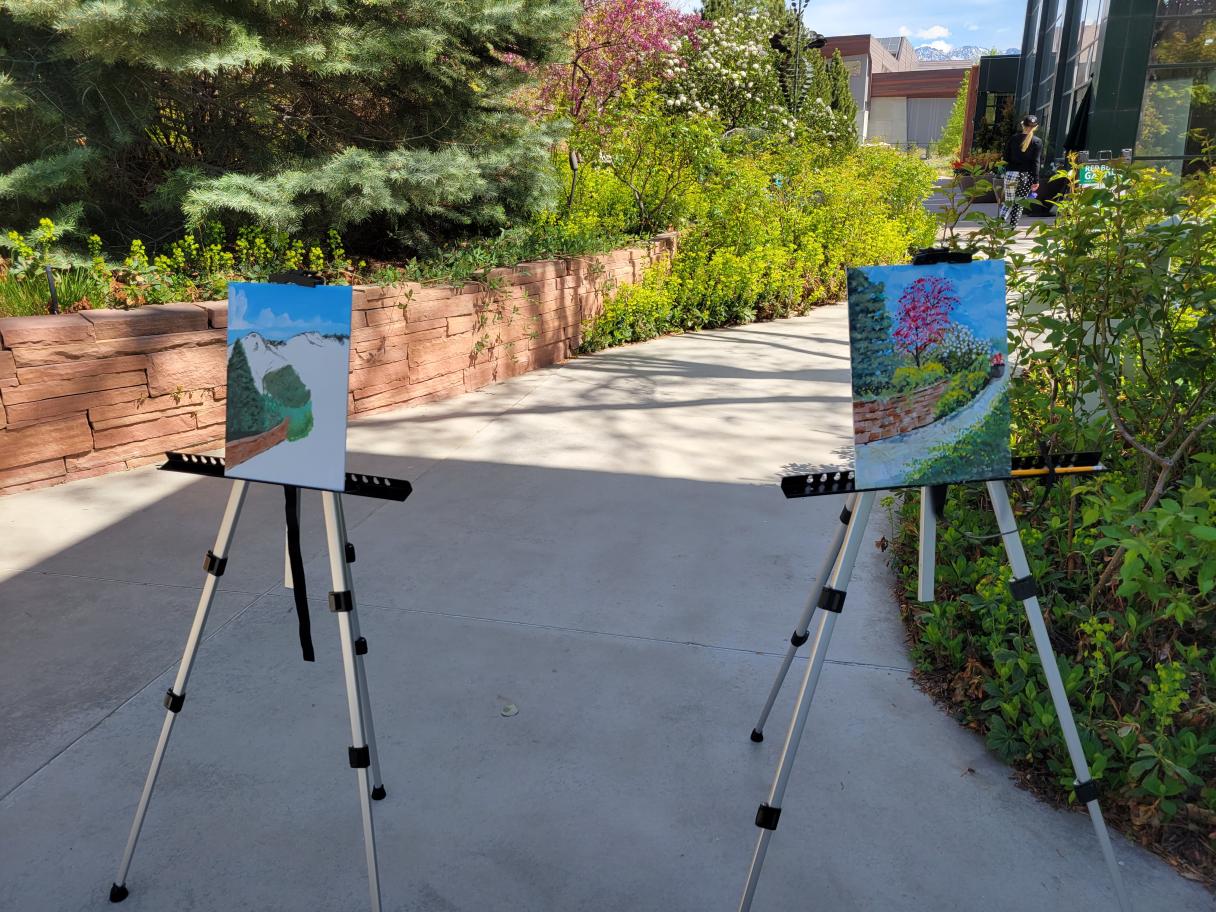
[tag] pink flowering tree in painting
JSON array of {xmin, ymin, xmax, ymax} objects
[
  {"xmin": 894, "ymin": 276, "xmax": 959, "ymax": 367},
  {"xmin": 537, "ymin": 0, "xmax": 703, "ymax": 207}
]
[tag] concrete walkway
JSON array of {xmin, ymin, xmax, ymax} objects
[{"xmin": 0, "ymin": 305, "xmax": 1207, "ymax": 911}]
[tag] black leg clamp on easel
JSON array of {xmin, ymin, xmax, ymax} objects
[{"xmin": 284, "ymin": 485, "xmax": 316, "ymax": 662}]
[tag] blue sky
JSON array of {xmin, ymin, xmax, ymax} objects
[
  {"xmin": 228, "ymin": 283, "xmax": 353, "ymax": 342},
  {"xmin": 672, "ymin": 1, "xmax": 1024, "ymax": 53},
  {"xmin": 855, "ymin": 261, "xmax": 1008, "ymax": 350}
]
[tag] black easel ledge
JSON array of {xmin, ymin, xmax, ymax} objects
[
  {"xmin": 160, "ymin": 452, "xmax": 412, "ymax": 502},
  {"xmin": 780, "ymin": 452, "xmax": 1105, "ymax": 500}
]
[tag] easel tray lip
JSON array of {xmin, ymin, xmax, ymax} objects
[
  {"xmin": 159, "ymin": 451, "xmax": 413, "ymax": 502},
  {"xmin": 780, "ymin": 452, "xmax": 1105, "ymax": 499}
]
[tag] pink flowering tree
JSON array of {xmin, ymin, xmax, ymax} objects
[
  {"xmin": 893, "ymin": 276, "xmax": 959, "ymax": 367},
  {"xmin": 537, "ymin": 0, "xmax": 703, "ymax": 208},
  {"xmin": 539, "ymin": 0, "xmax": 703, "ymax": 126}
]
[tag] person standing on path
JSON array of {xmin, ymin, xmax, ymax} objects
[{"xmin": 1001, "ymin": 114, "xmax": 1043, "ymax": 228}]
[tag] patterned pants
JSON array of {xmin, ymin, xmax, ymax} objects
[{"xmin": 1001, "ymin": 171, "xmax": 1034, "ymax": 227}]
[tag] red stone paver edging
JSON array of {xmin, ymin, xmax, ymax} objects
[{"xmin": 852, "ymin": 377, "xmax": 951, "ymax": 443}]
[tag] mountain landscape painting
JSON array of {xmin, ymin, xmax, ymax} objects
[
  {"xmin": 846, "ymin": 260, "xmax": 1010, "ymax": 491},
  {"xmin": 224, "ymin": 282, "xmax": 353, "ymax": 491}
]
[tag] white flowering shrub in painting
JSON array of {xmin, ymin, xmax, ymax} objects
[
  {"xmin": 933, "ymin": 323, "xmax": 991, "ymax": 374},
  {"xmin": 664, "ymin": 12, "xmax": 795, "ymax": 134}
]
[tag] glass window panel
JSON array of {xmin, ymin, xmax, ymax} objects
[
  {"xmin": 1150, "ymin": 17, "xmax": 1216, "ymax": 64},
  {"xmin": 1136, "ymin": 66, "xmax": 1216, "ymax": 157}
]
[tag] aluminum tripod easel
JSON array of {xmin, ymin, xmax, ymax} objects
[
  {"xmin": 107, "ymin": 452, "xmax": 411, "ymax": 912},
  {"xmin": 739, "ymin": 456, "xmax": 1132, "ymax": 912}
]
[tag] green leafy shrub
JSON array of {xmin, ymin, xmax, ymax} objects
[
  {"xmin": 934, "ymin": 369, "xmax": 990, "ymax": 418},
  {"xmin": 574, "ymin": 86, "xmax": 723, "ymax": 236},
  {"xmin": 891, "ymin": 362, "xmax": 946, "ymax": 394},
  {"xmin": 580, "ymin": 262, "xmax": 676, "ymax": 353},
  {"xmin": 894, "ymin": 160, "xmax": 1216, "ymax": 880},
  {"xmin": 578, "ymin": 120, "xmax": 936, "ymax": 349}
]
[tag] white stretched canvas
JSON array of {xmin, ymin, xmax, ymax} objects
[{"xmin": 223, "ymin": 282, "xmax": 353, "ymax": 491}]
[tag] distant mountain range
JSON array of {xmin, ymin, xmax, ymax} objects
[{"xmin": 915, "ymin": 45, "xmax": 1020, "ymax": 62}]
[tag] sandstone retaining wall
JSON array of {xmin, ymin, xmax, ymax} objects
[{"xmin": 0, "ymin": 235, "xmax": 675, "ymax": 495}]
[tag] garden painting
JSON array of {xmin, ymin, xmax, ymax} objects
[
  {"xmin": 224, "ymin": 282, "xmax": 353, "ymax": 491},
  {"xmin": 846, "ymin": 260, "xmax": 1010, "ymax": 490}
]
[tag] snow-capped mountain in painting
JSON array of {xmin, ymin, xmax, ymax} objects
[{"xmin": 237, "ymin": 331, "xmax": 338, "ymax": 392}]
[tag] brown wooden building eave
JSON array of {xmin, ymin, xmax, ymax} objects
[{"xmin": 871, "ymin": 68, "xmax": 969, "ymax": 99}]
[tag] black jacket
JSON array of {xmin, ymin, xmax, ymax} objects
[{"xmin": 1003, "ymin": 133, "xmax": 1043, "ymax": 181}]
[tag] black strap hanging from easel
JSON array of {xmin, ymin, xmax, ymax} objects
[{"xmin": 284, "ymin": 486, "xmax": 316, "ymax": 662}]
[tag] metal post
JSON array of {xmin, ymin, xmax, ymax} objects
[
  {"xmin": 110, "ymin": 481, "xmax": 249, "ymax": 903},
  {"xmin": 917, "ymin": 486, "xmax": 936, "ymax": 602},
  {"xmin": 739, "ymin": 491, "xmax": 878, "ymax": 912},
  {"xmin": 751, "ymin": 493, "xmax": 858, "ymax": 742},
  {"xmin": 986, "ymin": 481, "xmax": 1132, "ymax": 912},
  {"xmin": 321, "ymin": 492, "xmax": 382, "ymax": 912}
]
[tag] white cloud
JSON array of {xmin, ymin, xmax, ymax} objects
[
  {"xmin": 229, "ymin": 289, "xmax": 331, "ymax": 335},
  {"xmin": 917, "ymin": 25, "xmax": 951, "ymax": 40},
  {"xmin": 898, "ymin": 25, "xmax": 911, "ymax": 37},
  {"xmin": 926, "ymin": 39, "xmax": 953, "ymax": 52},
  {"xmin": 966, "ymin": 23, "xmax": 980, "ymax": 31}
]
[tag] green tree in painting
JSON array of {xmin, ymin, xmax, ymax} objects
[
  {"xmin": 263, "ymin": 365, "xmax": 311, "ymax": 408},
  {"xmin": 847, "ymin": 271, "xmax": 895, "ymax": 395},
  {"xmin": 226, "ymin": 340, "xmax": 266, "ymax": 440},
  {"xmin": 262, "ymin": 363, "xmax": 313, "ymax": 441}
]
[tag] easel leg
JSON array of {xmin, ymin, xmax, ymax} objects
[
  {"xmin": 739, "ymin": 491, "xmax": 877, "ymax": 912},
  {"xmin": 109, "ymin": 481, "xmax": 250, "ymax": 903},
  {"xmin": 751, "ymin": 493, "xmax": 858, "ymax": 742},
  {"xmin": 986, "ymin": 481, "xmax": 1132, "ymax": 912},
  {"xmin": 321, "ymin": 492, "xmax": 383, "ymax": 912},
  {"xmin": 917, "ymin": 486, "xmax": 937, "ymax": 602},
  {"xmin": 332, "ymin": 492, "xmax": 386, "ymax": 799}
]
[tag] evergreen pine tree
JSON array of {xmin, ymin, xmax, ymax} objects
[
  {"xmin": 847, "ymin": 270, "xmax": 896, "ymax": 396},
  {"xmin": 806, "ymin": 46, "xmax": 834, "ymax": 114},
  {"xmin": 827, "ymin": 50, "xmax": 858, "ymax": 149},
  {"xmin": 0, "ymin": 0, "xmax": 579, "ymax": 254},
  {"xmin": 937, "ymin": 70, "xmax": 970, "ymax": 158},
  {"xmin": 226, "ymin": 340, "xmax": 267, "ymax": 440}
]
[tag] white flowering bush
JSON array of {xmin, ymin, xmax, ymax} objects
[
  {"xmin": 932, "ymin": 323, "xmax": 990, "ymax": 374},
  {"xmin": 663, "ymin": 12, "xmax": 795, "ymax": 133}
]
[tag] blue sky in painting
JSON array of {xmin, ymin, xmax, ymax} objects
[
  {"xmin": 227, "ymin": 282, "xmax": 353, "ymax": 342},
  {"xmin": 857, "ymin": 261, "xmax": 1008, "ymax": 351}
]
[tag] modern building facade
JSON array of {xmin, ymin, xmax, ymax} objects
[
  {"xmin": 1004, "ymin": 0, "xmax": 1215, "ymax": 175},
  {"xmin": 819, "ymin": 36, "xmax": 971, "ymax": 151}
]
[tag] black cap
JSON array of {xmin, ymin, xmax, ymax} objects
[{"xmin": 1022, "ymin": 114, "xmax": 1039, "ymax": 127}]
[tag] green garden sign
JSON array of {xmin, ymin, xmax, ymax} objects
[{"xmin": 1078, "ymin": 163, "xmax": 1114, "ymax": 188}]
